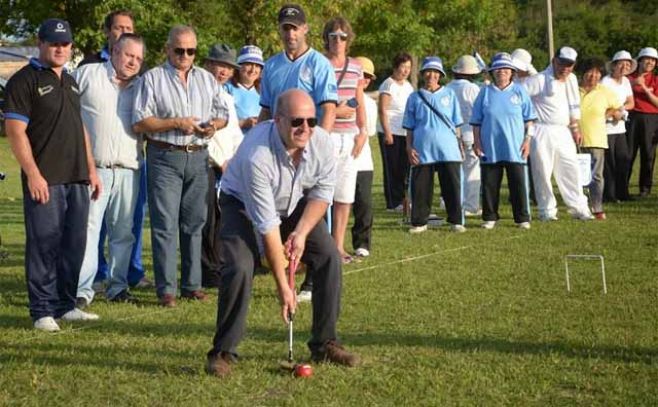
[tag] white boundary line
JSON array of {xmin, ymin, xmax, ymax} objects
[{"xmin": 345, "ymin": 235, "xmax": 524, "ymax": 276}]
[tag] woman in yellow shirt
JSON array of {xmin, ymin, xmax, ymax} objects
[{"xmin": 579, "ymin": 58, "xmax": 623, "ymax": 219}]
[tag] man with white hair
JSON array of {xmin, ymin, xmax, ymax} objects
[
  {"xmin": 132, "ymin": 25, "xmax": 229, "ymax": 307},
  {"xmin": 523, "ymin": 46, "xmax": 593, "ymax": 221}
]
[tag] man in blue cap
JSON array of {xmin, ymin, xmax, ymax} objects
[{"xmin": 4, "ymin": 18, "xmax": 102, "ymax": 331}]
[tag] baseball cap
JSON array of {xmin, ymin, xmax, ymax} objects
[
  {"xmin": 38, "ymin": 18, "xmax": 73, "ymax": 43},
  {"xmin": 556, "ymin": 46, "xmax": 577, "ymax": 64},
  {"xmin": 237, "ymin": 45, "xmax": 264, "ymax": 66},
  {"xmin": 420, "ymin": 56, "xmax": 446, "ymax": 76},
  {"xmin": 278, "ymin": 4, "xmax": 306, "ymax": 27}
]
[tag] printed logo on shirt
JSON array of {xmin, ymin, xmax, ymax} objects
[
  {"xmin": 440, "ymin": 96, "xmax": 450, "ymax": 107},
  {"xmin": 37, "ymin": 85, "xmax": 54, "ymax": 97},
  {"xmin": 300, "ymin": 64, "xmax": 313, "ymax": 84},
  {"xmin": 510, "ymin": 94, "xmax": 521, "ymax": 105}
]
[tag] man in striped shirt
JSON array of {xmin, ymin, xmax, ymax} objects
[{"xmin": 132, "ymin": 25, "xmax": 229, "ymax": 308}]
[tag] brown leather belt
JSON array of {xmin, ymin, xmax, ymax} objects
[{"xmin": 147, "ymin": 138, "xmax": 208, "ymax": 153}]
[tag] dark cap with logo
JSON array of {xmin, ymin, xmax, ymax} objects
[
  {"xmin": 38, "ymin": 18, "xmax": 73, "ymax": 43},
  {"xmin": 278, "ymin": 4, "xmax": 306, "ymax": 27}
]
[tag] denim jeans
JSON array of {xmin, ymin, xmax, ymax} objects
[
  {"xmin": 77, "ymin": 168, "xmax": 139, "ymax": 301},
  {"xmin": 146, "ymin": 144, "xmax": 208, "ymax": 297}
]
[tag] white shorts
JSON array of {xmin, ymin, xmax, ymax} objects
[{"xmin": 332, "ymin": 132, "xmax": 358, "ymax": 204}]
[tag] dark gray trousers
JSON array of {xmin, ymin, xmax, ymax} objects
[
  {"xmin": 351, "ymin": 170, "xmax": 373, "ymax": 251},
  {"xmin": 23, "ymin": 182, "xmax": 89, "ymax": 321},
  {"xmin": 209, "ymin": 193, "xmax": 342, "ymax": 357}
]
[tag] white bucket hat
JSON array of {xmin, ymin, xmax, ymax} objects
[
  {"xmin": 511, "ymin": 48, "xmax": 537, "ymax": 75},
  {"xmin": 606, "ymin": 50, "xmax": 637, "ymax": 74},
  {"xmin": 637, "ymin": 47, "xmax": 658, "ymax": 61},
  {"xmin": 451, "ymin": 55, "xmax": 481, "ymax": 75}
]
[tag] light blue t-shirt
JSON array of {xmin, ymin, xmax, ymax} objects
[
  {"xmin": 470, "ymin": 82, "xmax": 537, "ymax": 164},
  {"xmin": 226, "ymin": 82, "xmax": 261, "ymax": 121},
  {"xmin": 260, "ymin": 48, "xmax": 338, "ymax": 119},
  {"xmin": 402, "ymin": 87, "xmax": 464, "ymax": 163}
]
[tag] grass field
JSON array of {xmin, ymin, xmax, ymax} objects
[{"xmin": 1, "ymin": 135, "xmax": 657, "ymax": 406}]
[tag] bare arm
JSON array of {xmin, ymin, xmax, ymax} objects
[
  {"xmin": 319, "ymin": 103, "xmax": 336, "ymax": 131},
  {"xmin": 405, "ymin": 129, "xmax": 419, "ymax": 166},
  {"xmin": 5, "ymin": 119, "xmax": 49, "ymax": 203},
  {"xmin": 258, "ymin": 107, "xmax": 272, "ymax": 123},
  {"xmin": 133, "ymin": 116, "xmax": 205, "ymax": 136},
  {"xmin": 472, "ymin": 125, "xmax": 483, "ymax": 157},
  {"xmin": 83, "ymin": 126, "xmax": 102, "ymax": 201},
  {"xmin": 378, "ymin": 93, "xmax": 393, "ymax": 144},
  {"xmin": 351, "ymin": 81, "xmax": 368, "ymax": 158}
]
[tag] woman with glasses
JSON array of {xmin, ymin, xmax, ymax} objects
[
  {"xmin": 402, "ymin": 56, "xmax": 465, "ymax": 233},
  {"xmin": 471, "ymin": 53, "xmax": 537, "ymax": 229},
  {"xmin": 321, "ymin": 17, "xmax": 367, "ymax": 263}
]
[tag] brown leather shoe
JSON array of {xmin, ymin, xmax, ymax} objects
[
  {"xmin": 206, "ymin": 352, "xmax": 234, "ymax": 378},
  {"xmin": 158, "ymin": 293, "xmax": 177, "ymax": 308},
  {"xmin": 312, "ymin": 340, "xmax": 360, "ymax": 367},
  {"xmin": 181, "ymin": 290, "xmax": 208, "ymax": 301}
]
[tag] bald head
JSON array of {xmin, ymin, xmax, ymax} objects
[
  {"xmin": 275, "ymin": 89, "xmax": 315, "ymax": 117},
  {"xmin": 275, "ymin": 89, "xmax": 317, "ymax": 151}
]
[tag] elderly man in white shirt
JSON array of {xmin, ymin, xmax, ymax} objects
[
  {"xmin": 74, "ymin": 34, "xmax": 145, "ymax": 305},
  {"xmin": 523, "ymin": 46, "xmax": 593, "ymax": 221}
]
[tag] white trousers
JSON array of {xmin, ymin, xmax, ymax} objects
[
  {"xmin": 530, "ymin": 124, "xmax": 591, "ymax": 218},
  {"xmin": 462, "ymin": 145, "xmax": 481, "ymax": 213}
]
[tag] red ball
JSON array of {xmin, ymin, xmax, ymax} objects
[{"xmin": 294, "ymin": 363, "xmax": 313, "ymax": 378}]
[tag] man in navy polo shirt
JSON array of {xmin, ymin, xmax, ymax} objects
[{"xmin": 5, "ymin": 18, "xmax": 102, "ymax": 331}]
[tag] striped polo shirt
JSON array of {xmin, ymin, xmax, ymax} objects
[{"xmin": 333, "ymin": 57, "xmax": 363, "ymax": 133}]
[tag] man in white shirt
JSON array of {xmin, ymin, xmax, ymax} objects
[
  {"xmin": 74, "ymin": 34, "xmax": 145, "ymax": 304},
  {"xmin": 523, "ymin": 46, "xmax": 593, "ymax": 221}
]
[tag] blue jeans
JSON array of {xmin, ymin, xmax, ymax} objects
[
  {"xmin": 23, "ymin": 182, "xmax": 89, "ymax": 321},
  {"xmin": 77, "ymin": 168, "xmax": 139, "ymax": 301},
  {"xmin": 95, "ymin": 160, "xmax": 147, "ymax": 285},
  {"xmin": 146, "ymin": 144, "xmax": 208, "ymax": 297}
]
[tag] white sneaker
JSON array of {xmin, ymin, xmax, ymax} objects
[
  {"xmin": 572, "ymin": 211, "xmax": 594, "ymax": 221},
  {"xmin": 450, "ymin": 224, "xmax": 467, "ymax": 233},
  {"xmin": 34, "ymin": 316, "xmax": 60, "ymax": 332},
  {"xmin": 355, "ymin": 248, "xmax": 370, "ymax": 258},
  {"xmin": 481, "ymin": 221, "xmax": 496, "ymax": 230},
  {"xmin": 297, "ymin": 290, "xmax": 312, "ymax": 303},
  {"xmin": 409, "ymin": 225, "xmax": 428, "ymax": 234},
  {"xmin": 60, "ymin": 308, "xmax": 99, "ymax": 321},
  {"xmin": 516, "ymin": 222, "xmax": 531, "ymax": 230},
  {"xmin": 464, "ymin": 209, "xmax": 482, "ymax": 217}
]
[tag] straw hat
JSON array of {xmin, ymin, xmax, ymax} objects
[{"xmin": 451, "ymin": 55, "xmax": 481, "ymax": 75}]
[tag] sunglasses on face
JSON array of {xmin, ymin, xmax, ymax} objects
[
  {"xmin": 328, "ymin": 32, "xmax": 349, "ymax": 41},
  {"xmin": 173, "ymin": 47, "xmax": 196, "ymax": 56},
  {"xmin": 290, "ymin": 117, "xmax": 317, "ymax": 128}
]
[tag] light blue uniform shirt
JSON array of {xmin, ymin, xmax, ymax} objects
[
  {"xmin": 220, "ymin": 121, "xmax": 336, "ymax": 235},
  {"xmin": 226, "ymin": 82, "xmax": 261, "ymax": 121},
  {"xmin": 260, "ymin": 48, "xmax": 337, "ymax": 120},
  {"xmin": 470, "ymin": 82, "xmax": 537, "ymax": 163},
  {"xmin": 402, "ymin": 87, "xmax": 464, "ymax": 163},
  {"xmin": 132, "ymin": 61, "xmax": 229, "ymax": 146}
]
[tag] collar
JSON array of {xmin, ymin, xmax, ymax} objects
[
  {"xmin": 285, "ymin": 46, "xmax": 311, "ymax": 63},
  {"xmin": 164, "ymin": 60, "xmax": 198, "ymax": 76},
  {"xmin": 104, "ymin": 60, "xmax": 138, "ymax": 88},
  {"xmin": 29, "ymin": 57, "xmax": 69, "ymax": 73}
]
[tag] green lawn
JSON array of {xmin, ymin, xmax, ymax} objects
[{"xmin": 1, "ymin": 136, "xmax": 657, "ymax": 406}]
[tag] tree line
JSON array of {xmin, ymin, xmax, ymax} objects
[{"xmin": 2, "ymin": 0, "xmax": 656, "ymax": 83}]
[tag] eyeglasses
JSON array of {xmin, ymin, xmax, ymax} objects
[
  {"xmin": 173, "ymin": 48, "xmax": 196, "ymax": 57},
  {"xmin": 328, "ymin": 32, "xmax": 349, "ymax": 41},
  {"xmin": 289, "ymin": 117, "xmax": 317, "ymax": 128}
]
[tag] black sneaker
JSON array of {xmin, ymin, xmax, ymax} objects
[
  {"xmin": 109, "ymin": 289, "xmax": 138, "ymax": 304},
  {"xmin": 76, "ymin": 297, "xmax": 89, "ymax": 309}
]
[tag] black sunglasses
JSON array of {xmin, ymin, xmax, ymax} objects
[
  {"xmin": 174, "ymin": 47, "xmax": 196, "ymax": 56},
  {"xmin": 290, "ymin": 117, "xmax": 317, "ymax": 128}
]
